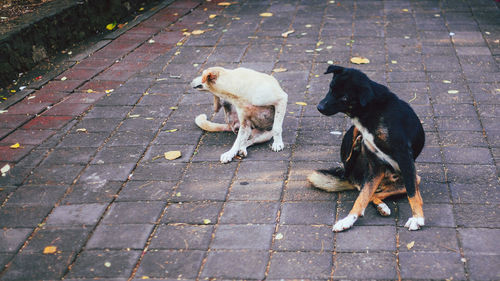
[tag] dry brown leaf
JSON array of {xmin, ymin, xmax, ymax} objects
[
  {"xmin": 406, "ymin": 241, "xmax": 415, "ymax": 250},
  {"xmin": 164, "ymin": 151, "xmax": 182, "ymax": 160},
  {"xmin": 43, "ymin": 246, "xmax": 57, "ymax": 254},
  {"xmin": 350, "ymin": 56, "xmax": 370, "ymax": 64},
  {"xmin": 273, "ymin": 67, "xmax": 287, "ymax": 73},
  {"xmin": 9, "ymin": 143, "xmax": 20, "ymax": 149},
  {"xmin": 259, "ymin": 12, "xmax": 273, "ymax": 17},
  {"xmin": 191, "ymin": 30, "xmax": 205, "ymax": 35},
  {"xmin": 218, "ymin": 2, "xmax": 232, "ymax": 6},
  {"xmin": 295, "ymin": 102, "xmax": 307, "ymax": 106}
]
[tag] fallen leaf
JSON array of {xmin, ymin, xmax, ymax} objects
[
  {"xmin": 165, "ymin": 129, "xmax": 178, "ymax": 133},
  {"xmin": 104, "ymin": 261, "xmax": 111, "ymax": 267},
  {"xmin": 402, "ymin": 8, "xmax": 409, "ymax": 12},
  {"xmin": 295, "ymin": 102, "xmax": 307, "ymax": 106},
  {"xmin": 327, "ymin": 60, "xmax": 334, "ymax": 65},
  {"xmin": 260, "ymin": 12, "xmax": 273, "ymax": 17},
  {"xmin": 43, "ymin": 246, "xmax": 57, "ymax": 254},
  {"xmin": 128, "ymin": 114, "xmax": 140, "ymax": 118},
  {"xmin": 0, "ymin": 110, "xmax": 8, "ymax": 114},
  {"xmin": 406, "ymin": 241, "xmax": 415, "ymax": 250},
  {"xmin": 448, "ymin": 90, "xmax": 459, "ymax": 94},
  {"xmin": 203, "ymin": 219, "xmax": 211, "ymax": 224},
  {"xmin": 170, "ymin": 106, "xmax": 178, "ymax": 110},
  {"xmin": 330, "ymin": 131, "xmax": 342, "ymax": 135},
  {"xmin": 164, "ymin": 151, "xmax": 182, "ymax": 160},
  {"xmin": 139, "ymin": 7, "xmax": 144, "ymax": 11},
  {"xmin": 118, "ymin": 23, "xmax": 126, "ymax": 29},
  {"xmin": 275, "ymin": 233, "xmax": 284, "ymax": 240},
  {"xmin": 175, "ymin": 192, "xmax": 181, "ymax": 197},
  {"xmin": 105, "ymin": 89, "xmax": 114, "ymax": 94},
  {"xmin": 76, "ymin": 128, "xmax": 87, "ymax": 133},
  {"xmin": 141, "ymin": 277, "xmax": 150, "ymax": 280},
  {"xmin": 305, "ymin": 24, "xmax": 312, "ymax": 28},
  {"xmin": 1, "ymin": 164, "xmax": 10, "ymax": 177},
  {"xmin": 86, "ymin": 89, "xmax": 95, "ymax": 93},
  {"xmin": 27, "ymin": 96, "xmax": 35, "ymax": 100},
  {"xmin": 209, "ymin": 14, "xmax": 217, "ymax": 19},
  {"xmin": 9, "ymin": 143, "xmax": 20, "ymax": 149},
  {"xmin": 273, "ymin": 67, "xmax": 287, "ymax": 73},
  {"xmin": 61, "ymin": 77, "xmax": 67, "ymax": 81},
  {"xmin": 106, "ymin": 22, "xmax": 117, "ymax": 30},
  {"xmin": 391, "ymin": 60, "xmax": 398, "ymax": 64},
  {"xmin": 495, "ymin": 89, "xmax": 500, "ymax": 92},
  {"xmin": 191, "ymin": 30, "xmax": 205, "ymax": 35},
  {"xmin": 442, "ymin": 80, "xmax": 452, "ymax": 84},
  {"xmin": 350, "ymin": 56, "xmax": 370, "ymax": 64},
  {"xmin": 218, "ymin": 2, "xmax": 232, "ymax": 6},
  {"xmin": 281, "ymin": 30, "xmax": 294, "ymax": 38},
  {"xmin": 148, "ymin": 39, "xmax": 155, "ymax": 44}
]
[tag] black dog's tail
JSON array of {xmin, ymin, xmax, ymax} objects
[{"xmin": 307, "ymin": 167, "xmax": 357, "ymax": 192}]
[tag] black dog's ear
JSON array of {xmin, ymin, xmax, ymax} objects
[
  {"xmin": 358, "ymin": 84, "xmax": 374, "ymax": 107},
  {"xmin": 324, "ymin": 65, "xmax": 344, "ymax": 75}
]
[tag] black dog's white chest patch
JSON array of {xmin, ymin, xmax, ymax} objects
[{"xmin": 352, "ymin": 118, "xmax": 400, "ymax": 171}]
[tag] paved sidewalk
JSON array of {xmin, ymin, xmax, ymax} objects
[{"xmin": 1, "ymin": 0, "xmax": 499, "ymax": 280}]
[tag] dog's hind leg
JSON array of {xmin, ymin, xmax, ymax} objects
[
  {"xmin": 333, "ymin": 172, "xmax": 385, "ymax": 232},
  {"xmin": 220, "ymin": 122, "xmax": 251, "ymax": 163},
  {"xmin": 271, "ymin": 96, "xmax": 287, "ymax": 152},
  {"xmin": 370, "ymin": 184, "xmax": 407, "ymax": 216},
  {"xmin": 238, "ymin": 130, "xmax": 273, "ymax": 157}
]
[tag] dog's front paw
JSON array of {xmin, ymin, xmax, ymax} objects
[
  {"xmin": 404, "ymin": 217, "xmax": 425, "ymax": 231},
  {"xmin": 271, "ymin": 141, "xmax": 284, "ymax": 152},
  {"xmin": 332, "ymin": 214, "xmax": 358, "ymax": 232},
  {"xmin": 376, "ymin": 202, "xmax": 391, "ymax": 216},
  {"xmin": 220, "ymin": 151, "xmax": 236, "ymax": 163}
]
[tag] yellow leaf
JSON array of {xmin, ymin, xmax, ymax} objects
[
  {"xmin": 273, "ymin": 67, "xmax": 287, "ymax": 73},
  {"xmin": 141, "ymin": 277, "xmax": 150, "ymax": 280},
  {"xmin": 170, "ymin": 106, "xmax": 178, "ymax": 110},
  {"xmin": 105, "ymin": 89, "xmax": 114, "ymax": 94},
  {"xmin": 203, "ymin": 219, "xmax": 211, "ymax": 224},
  {"xmin": 191, "ymin": 30, "xmax": 205, "ymax": 35},
  {"xmin": 209, "ymin": 14, "xmax": 217, "ymax": 19},
  {"xmin": 164, "ymin": 151, "xmax": 182, "ymax": 160},
  {"xmin": 406, "ymin": 241, "xmax": 415, "ymax": 250},
  {"xmin": 218, "ymin": 2, "xmax": 232, "ymax": 6},
  {"xmin": 106, "ymin": 22, "xmax": 117, "ymax": 31},
  {"xmin": 259, "ymin": 12, "xmax": 273, "ymax": 17},
  {"xmin": 43, "ymin": 246, "xmax": 57, "ymax": 254},
  {"xmin": 402, "ymin": 8, "xmax": 409, "ymax": 12},
  {"xmin": 128, "ymin": 114, "xmax": 140, "ymax": 118},
  {"xmin": 61, "ymin": 77, "xmax": 67, "ymax": 81},
  {"xmin": 295, "ymin": 102, "xmax": 307, "ymax": 106},
  {"xmin": 281, "ymin": 29, "xmax": 294, "ymax": 38},
  {"xmin": 448, "ymin": 90, "xmax": 459, "ymax": 94},
  {"xmin": 165, "ymin": 129, "xmax": 178, "ymax": 133},
  {"xmin": 139, "ymin": 7, "xmax": 144, "ymax": 11},
  {"xmin": 86, "ymin": 89, "xmax": 95, "ymax": 93},
  {"xmin": 442, "ymin": 80, "xmax": 452, "ymax": 84},
  {"xmin": 10, "ymin": 143, "xmax": 20, "ymax": 149},
  {"xmin": 76, "ymin": 128, "xmax": 87, "ymax": 133},
  {"xmin": 104, "ymin": 261, "xmax": 111, "ymax": 267},
  {"xmin": 350, "ymin": 56, "xmax": 370, "ymax": 64},
  {"xmin": 391, "ymin": 60, "xmax": 398, "ymax": 64}
]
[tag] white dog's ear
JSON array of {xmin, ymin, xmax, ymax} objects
[{"xmin": 202, "ymin": 70, "xmax": 219, "ymax": 83}]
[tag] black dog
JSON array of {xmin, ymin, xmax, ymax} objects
[{"xmin": 307, "ymin": 65, "xmax": 425, "ymax": 232}]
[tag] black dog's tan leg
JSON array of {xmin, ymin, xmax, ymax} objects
[
  {"xmin": 371, "ymin": 185, "xmax": 407, "ymax": 216},
  {"xmin": 332, "ymin": 172, "xmax": 385, "ymax": 232},
  {"xmin": 405, "ymin": 174, "xmax": 424, "ymax": 230}
]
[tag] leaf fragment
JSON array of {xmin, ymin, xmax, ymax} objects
[
  {"xmin": 128, "ymin": 114, "xmax": 140, "ymax": 118},
  {"xmin": 275, "ymin": 233, "xmax": 284, "ymax": 240},
  {"xmin": 273, "ymin": 67, "xmax": 287, "ymax": 73},
  {"xmin": 203, "ymin": 219, "xmax": 211, "ymax": 224},
  {"xmin": 259, "ymin": 12, "xmax": 273, "ymax": 17},
  {"xmin": 43, "ymin": 246, "xmax": 57, "ymax": 254},
  {"xmin": 106, "ymin": 22, "xmax": 117, "ymax": 31},
  {"xmin": 170, "ymin": 106, "xmax": 178, "ymax": 110},
  {"xmin": 76, "ymin": 128, "xmax": 87, "ymax": 133},
  {"xmin": 442, "ymin": 80, "xmax": 452, "ymax": 84},
  {"xmin": 295, "ymin": 102, "xmax": 307, "ymax": 106},
  {"xmin": 164, "ymin": 151, "xmax": 182, "ymax": 160},
  {"xmin": 10, "ymin": 143, "xmax": 20, "ymax": 149},
  {"xmin": 61, "ymin": 77, "xmax": 67, "ymax": 81},
  {"xmin": 447, "ymin": 90, "xmax": 459, "ymax": 94},
  {"xmin": 1, "ymin": 164, "xmax": 10, "ymax": 177},
  {"xmin": 406, "ymin": 241, "xmax": 415, "ymax": 250},
  {"xmin": 86, "ymin": 89, "xmax": 95, "ymax": 93},
  {"xmin": 350, "ymin": 56, "xmax": 370, "ymax": 64},
  {"xmin": 104, "ymin": 261, "xmax": 111, "ymax": 267},
  {"xmin": 191, "ymin": 30, "xmax": 205, "ymax": 35},
  {"xmin": 165, "ymin": 129, "xmax": 178, "ymax": 133},
  {"xmin": 218, "ymin": 2, "xmax": 232, "ymax": 6},
  {"xmin": 209, "ymin": 14, "xmax": 217, "ymax": 19},
  {"xmin": 281, "ymin": 29, "xmax": 294, "ymax": 38},
  {"xmin": 105, "ymin": 89, "xmax": 114, "ymax": 94}
]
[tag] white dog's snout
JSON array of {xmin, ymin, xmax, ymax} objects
[{"xmin": 191, "ymin": 76, "xmax": 204, "ymax": 89}]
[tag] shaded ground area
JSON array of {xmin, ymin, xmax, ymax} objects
[{"xmin": 0, "ymin": 0, "xmax": 499, "ymax": 280}]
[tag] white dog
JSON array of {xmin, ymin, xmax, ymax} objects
[{"xmin": 191, "ymin": 67, "xmax": 288, "ymax": 163}]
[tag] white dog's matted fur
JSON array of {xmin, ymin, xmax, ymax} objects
[{"xmin": 191, "ymin": 67, "xmax": 288, "ymax": 163}]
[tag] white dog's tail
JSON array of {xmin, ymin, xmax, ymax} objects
[
  {"xmin": 307, "ymin": 168, "xmax": 357, "ymax": 192},
  {"xmin": 195, "ymin": 114, "xmax": 231, "ymax": 132}
]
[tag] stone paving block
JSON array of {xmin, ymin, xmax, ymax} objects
[
  {"xmin": 450, "ymin": 183, "xmax": 500, "ymax": 204},
  {"xmin": 183, "ymin": 162, "xmax": 237, "ymax": 182},
  {"xmin": 459, "ymin": 228, "xmax": 500, "ymax": 254},
  {"xmin": 0, "ymin": 128, "xmax": 55, "ymax": 145},
  {"xmin": 117, "ymin": 180, "xmax": 175, "ymax": 202},
  {"xmin": 1, "ymin": 252, "xmax": 75, "ymax": 280},
  {"xmin": 26, "ymin": 164, "xmax": 85, "ymax": 185},
  {"xmin": 230, "ymin": 180, "xmax": 283, "ymax": 201},
  {"xmin": 75, "ymin": 117, "xmax": 122, "ymax": 132},
  {"xmin": 23, "ymin": 226, "xmax": 91, "ymax": 253},
  {"xmin": 102, "ymin": 201, "xmax": 165, "ymax": 224},
  {"xmin": 399, "ymin": 252, "xmax": 465, "ymax": 280},
  {"xmin": 220, "ymin": 201, "xmax": 279, "ymax": 224},
  {"xmin": 85, "ymin": 105, "xmax": 133, "ymax": 119},
  {"xmin": 212, "ymin": 224, "xmax": 274, "ymax": 250},
  {"xmin": 91, "ymin": 146, "xmax": 145, "ymax": 164},
  {"xmin": 108, "ymin": 130, "xmax": 154, "ymax": 146},
  {"xmin": 149, "ymin": 224, "xmax": 213, "ymax": 250},
  {"xmin": 62, "ymin": 181, "xmax": 122, "ymax": 204},
  {"xmin": 442, "ymin": 146, "xmax": 493, "ymax": 165},
  {"xmin": 22, "ymin": 115, "xmax": 73, "ymax": 130},
  {"xmin": 174, "ymin": 179, "xmax": 229, "ymax": 202},
  {"xmin": 3, "ymin": 101, "xmax": 51, "ymax": 115},
  {"xmin": 273, "ymin": 224, "xmax": 333, "ymax": 251},
  {"xmin": 446, "ymin": 164, "xmax": 497, "ymax": 185},
  {"xmin": 466, "ymin": 254, "xmax": 500, "ymax": 280},
  {"xmin": 333, "ymin": 252, "xmax": 397, "ymax": 279},
  {"xmin": 135, "ymin": 250, "xmax": 204, "ymax": 279},
  {"xmin": 0, "ymin": 228, "xmax": 32, "ymax": 253},
  {"xmin": 201, "ymin": 250, "xmax": 269, "ymax": 280},
  {"xmin": 267, "ymin": 251, "xmax": 332, "ymax": 279},
  {"xmin": 5, "ymin": 185, "xmax": 67, "ymax": 207},
  {"xmin": 235, "ymin": 161, "xmax": 288, "ymax": 182},
  {"xmin": 87, "ymin": 224, "xmax": 154, "ymax": 249},
  {"xmin": 284, "ymin": 180, "xmax": 336, "ymax": 202},
  {"xmin": 46, "ymin": 203, "xmax": 107, "ymax": 226},
  {"xmin": 94, "ymin": 93, "xmax": 142, "ymax": 106},
  {"xmin": 132, "ymin": 162, "xmax": 186, "ymax": 181},
  {"xmin": 57, "ymin": 132, "xmax": 109, "ymax": 148},
  {"xmin": 336, "ymin": 225, "xmax": 397, "ymax": 252},
  {"xmin": 398, "ymin": 227, "xmax": 459, "ymax": 252},
  {"xmin": 162, "ymin": 201, "xmax": 222, "ymax": 225},
  {"xmin": 0, "ymin": 144, "xmax": 35, "ymax": 162},
  {"xmin": 67, "ymin": 250, "xmax": 141, "ymax": 279},
  {"xmin": 280, "ymin": 201, "xmax": 335, "ymax": 225}
]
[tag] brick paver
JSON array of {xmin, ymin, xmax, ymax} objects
[{"xmin": 0, "ymin": 0, "xmax": 499, "ymax": 280}]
